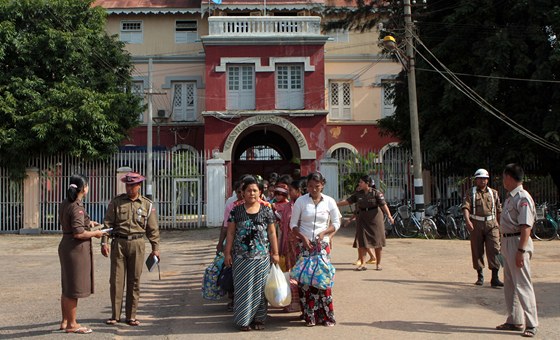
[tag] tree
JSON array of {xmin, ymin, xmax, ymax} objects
[
  {"xmin": 328, "ymin": 1, "xmax": 560, "ymax": 199},
  {"xmin": 0, "ymin": 0, "xmax": 142, "ymax": 178}
]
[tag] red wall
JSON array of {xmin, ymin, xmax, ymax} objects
[{"xmin": 204, "ymin": 45, "xmax": 325, "ymax": 111}]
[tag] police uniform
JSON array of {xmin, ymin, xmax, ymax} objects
[
  {"xmin": 346, "ymin": 188, "xmax": 386, "ymax": 248},
  {"xmin": 102, "ymin": 174, "xmax": 160, "ymax": 323},
  {"xmin": 462, "ymin": 186, "xmax": 502, "ymax": 272},
  {"xmin": 500, "ymin": 185, "xmax": 538, "ymax": 328}
]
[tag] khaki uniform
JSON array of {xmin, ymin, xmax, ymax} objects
[
  {"xmin": 462, "ymin": 186, "xmax": 502, "ymax": 270},
  {"xmin": 500, "ymin": 185, "xmax": 538, "ymax": 328},
  {"xmin": 102, "ymin": 194, "xmax": 160, "ymax": 321}
]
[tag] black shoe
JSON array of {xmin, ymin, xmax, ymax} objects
[
  {"xmin": 475, "ymin": 277, "xmax": 484, "ymax": 286},
  {"xmin": 491, "ymin": 277, "xmax": 504, "ymax": 288}
]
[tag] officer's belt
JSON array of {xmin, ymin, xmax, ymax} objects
[
  {"xmin": 113, "ymin": 233, "xmax": 144, "ymax": 240},
  {"xmin": 502, "ymin": 232, "xmax": 521, "ymax": 238},
  {"xmin": 359, "ymin": 207, "xmax": 377, "ymax": 212},
  {"xmin": 470, "ymin": 215, "xmax": 495, "ymax": 221}
]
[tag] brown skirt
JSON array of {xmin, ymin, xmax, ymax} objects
[
  {"xmin": 58, "ymin": 236, "xmax": 94, "ymax": 298},
  {"xmin": 353, "ymin": 207, "xmax": 386, "ymax": 248}
]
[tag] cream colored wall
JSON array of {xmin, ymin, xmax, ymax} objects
[
  {"xmin": 105, "ymin": 14, "xmax": 206, "ymax": 56},
  {"xmin": 132, "ymin": 63, "xmax": 206, "ymax": 123},
  {"xmin": 325, "ymin": 29, "xmax": 383, "ymax": 55},
  {"xmin": 325, "ymin": 61, "xmax": 401, "ymax": 122}
]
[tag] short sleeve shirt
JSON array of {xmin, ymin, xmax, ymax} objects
[
  {"xmin": 228, "ymin": 203, "xmax": 275, "ymax": 259},
  {"xmin": 59, "ymin": 199, "xmax": 89, "ymax": 235},
  {"xmin": 462, "ymin": 186, "xmax": 502, "ymax": 216},
  {"xmin": 347, "ymin": 189, "xmax": 386, "ymax": 210},
  {"xmin": 500, "ymin": 185, "xmax": 536, "ymax": 234}
]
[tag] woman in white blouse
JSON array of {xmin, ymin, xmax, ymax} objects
[{"xmin": 289, "ymin": 172, "xmax": 341, "ymax": 327}]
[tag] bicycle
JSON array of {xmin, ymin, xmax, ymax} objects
[
  {"xmin": 424, "ymin": 201, "xmax": 458, "ymax": 239},
  {"xmin": 393, "ymin": 203, "xmax": 438, "ymax": 239},
  {"xmin": 532, "ymin": 202, "xmax": 559, "ymax": 241}
]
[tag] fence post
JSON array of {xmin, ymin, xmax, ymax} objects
[
  {"xmin": 21, "ymin": 167, "xmax": 40, "ymax": 234},
  {"xmin": 116, "ymin": 167, "xmax": 132, "ymax": 195},
  {"xmin": 319, "ymin": 158, "xmax": 339, "ymax": 201},
  {"xmin": 206, "ymin": 158, "xmax": 226, "ymax": 227}
]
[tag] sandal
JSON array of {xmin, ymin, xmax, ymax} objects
[
  {"xmin": 354, "ymin": 266, "xmax": 367, "ymax": 271},
  {"xmin": 126, "ymin": 319, "xmax": 140, "ymax": 326},
  {"xmin": 105, "ymin": 319, "xmax": 119, "ymax": 325},
  {"xmin": 305, "ymin": 321, "xmax": 316, "ymax": 327},
  {"xmin": 65, "ymin": 327, "xmax": 93, "ymax": 334},
  {"xmin": 240, "ymin": 326, "xmax": 251, "ymax": 332},
  {"xmin": 496, "ymin": 323, "xmax": 524, "ymax": 331},
  {"xmin": 522, "ymin": 327, "xmax": 537, "ymax": 338},
  {"xmin": 323, "ymin": 321, "xmax": 335, "ymax": 327},
  {"xmin": 251, "ymin": 321, "xmax": 265, "ymax": 330}
]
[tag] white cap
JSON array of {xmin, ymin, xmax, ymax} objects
[{"xmin": 474, "ymin": 168, "xmax": 490, "ymax": 178}]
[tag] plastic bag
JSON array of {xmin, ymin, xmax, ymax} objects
[{"xmin": 264, "ymin": 264, "xmax": 291, "ymax": 307}]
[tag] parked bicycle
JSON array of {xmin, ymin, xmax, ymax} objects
[
  {"xmin": 445, "ymin": 204, "xmax": 469, "ymax": 240},
  {"xmin": 393, "ymin": 202, "xmax": 438, "ymax": 239},
  {"xmin": 533, "ymin": 202, "xmax": 559, "ymax": 241},
  {"xmin": 424, "ymin": 201, "xmax": 457, "ymax": 239}
]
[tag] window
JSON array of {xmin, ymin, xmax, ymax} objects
[
  {"xmin": 120, "ymin": 21, "xmax": 143, "ymax": 44},
  {"xmin": 172, "ymin": 82, "xmax": 197, "ymax": 121},
  {"xmin": 240, "ymin": 146, "xmax": 282, "ymax": 160},
  {"xmin": 328, "ymin": 29, "xmax": 350, "ymax": 43},
  {"xmin": 175, "ymin": 20, "xmax": 198, "ymax": 44},
  {"xmin": 227, "ymin": 65, "xmax": 255, "ymax": 110},
  {"xmin": 382, "ymin": 81, "xmax": 396, "ymax": 118},
  {"xmin": 131, "ymin": 81, "xmax": 145, "ymax": 122},
  {"xmin": 276, "ymin": 64, "xmax": 304, "ymax": 109},
  {"xmin": 329, "ymin": 81, "xmax": 352, "ymax": 120}
]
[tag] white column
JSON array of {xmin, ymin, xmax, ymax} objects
[
  {"xmin": 206, "ymin": 158, "xmax": 226, "ymax": 227},
  {"xmin": 319, "ymin": 158, "xmax": 339, "ymax": 201}
]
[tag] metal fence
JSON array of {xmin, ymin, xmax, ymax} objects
[
  {"xmin": 0, "ymin": 148, "xmax": 206, "ymax": 233},
  {"xmin": 333, "ymin": 146, "xmax": 558, "ymax": 210}
]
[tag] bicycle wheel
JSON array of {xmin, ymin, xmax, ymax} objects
[
  {"xmin": 421, "ymin": 218, "xmax": 438, "ymax": 239},
  {"xmin": 456, "ymin": 218, "xmax": 470, "ymax": 240},
  {"xmin": 532, "ymin": 219, "xmax": 558, "ymax": 241},
  {"xmin": 395, "ymin": 217, "xmax": 419, "ymax": 238},
  {"xmin": 445, "ymin": 215, "xmax": 457, "ymax": 239}
]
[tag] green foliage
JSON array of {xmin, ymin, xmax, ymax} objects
[
  {"xmin": 0, "ymin": 0, "xmax": 142, "ymax": 179},
  {"xmin": 339, "ymin": 152, "xmax": 386, "ymax": 197}
]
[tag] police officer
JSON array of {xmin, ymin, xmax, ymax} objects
[
  {"xmin": 495, "ymin": 164, "xmax": 538, "ymax": 337},
  {"xmin": 101, "ymin": 172, "xmax": 160, "ymax": 326},
  {"xmin": 462, "ymin": 169, "xmax": 503, "ymax": 287}
]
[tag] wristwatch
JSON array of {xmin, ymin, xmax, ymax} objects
[{"xmin": 517, "ymin": 248, "xmax": 526, "ymax": 253}]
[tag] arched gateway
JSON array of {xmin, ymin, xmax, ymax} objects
[{"xmin": 213, "ymin": 115, "xmax": 317, "ymax": 181}]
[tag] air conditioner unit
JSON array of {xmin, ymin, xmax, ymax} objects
[{"xmin": 157, "ymin": 109, "xmax": 166, "ymax": 118}]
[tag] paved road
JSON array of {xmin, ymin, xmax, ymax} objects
[{"xmin": 0, "ymin": 226, "xmax": 558, "ymax": 339}]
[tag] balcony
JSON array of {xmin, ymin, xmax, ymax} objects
[{"xmin": 203, "ymin": 16, "xmax": 327, "ymax": 45}]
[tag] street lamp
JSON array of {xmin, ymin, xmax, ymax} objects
[{"xmin": 382, "ymin": 0, "xmax": 425, "ymax": 215}]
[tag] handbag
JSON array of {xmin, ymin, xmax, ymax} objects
[
  {"xmin": 202, "ymin": 253, "xmax": 226, "ymax": 300},
  {"xmin": 218, "ymin": 265, "xmax": 234, "ymax": 293},
  {"xmin": 290, "ymin": 249, "xmax": 335, "ymax": 290}
]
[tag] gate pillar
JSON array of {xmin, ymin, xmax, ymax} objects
[
  {"xmin": 206, "ymin": 158, "xmax": 226, "ymax": 227},
  {"xmin": 21, "ymin": 167, "xmax": 40, "ymax": 234},
  {"xmin": 319, "ymin": 158, "xmax": 339, "ymax": 201}
]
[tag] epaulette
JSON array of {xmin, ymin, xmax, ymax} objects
[{"xmin": 141, "ymin": 195, "xmax": 153, "ymax": 203}]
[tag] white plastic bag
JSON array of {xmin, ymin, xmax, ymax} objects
[{"xmin": 264, "ymin": 263, "xmax": 291, "ymax": 307}]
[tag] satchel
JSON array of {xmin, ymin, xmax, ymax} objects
[
  {"xmin": 202, "ymin": 254, "xmax": 226, "ymax": 300},
  {"xmin": 290, "ymin": 252, "xmax": 335, "ymax": 290}
]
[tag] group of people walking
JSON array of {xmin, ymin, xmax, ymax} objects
[
  {"xmin": 57, "ymin": 163, "xmax": 539, "ymax": 337},
  {"xmin": 58, "ymin": 172, "xmax": 160, "ymax": 334}
]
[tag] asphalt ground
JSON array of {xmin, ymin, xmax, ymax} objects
[{"xmin": 0, "ymin": 226, "xmax": 558, "ymax": 339}]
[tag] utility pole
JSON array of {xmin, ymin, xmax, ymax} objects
[
  {"xmin": 146, "ymin": 58, "xmax": 154, "ymax": 200},
  {"xmin": 404, "ymin": 0, "xmax": 424, "ymax": 215}
]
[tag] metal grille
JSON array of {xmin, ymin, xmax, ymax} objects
[
  {"xmin": 1, "ymin": 149, "xmax": 206, "ymax": 233},
  {"xmin": 0, "ymin": 168, "xmax": 23, "ymax": 233}
]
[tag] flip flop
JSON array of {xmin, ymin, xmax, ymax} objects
[
  {"xmin": 495, "ymin": 323, "xmax": 524, "ymax": 331},
  {"xmin": 375, "ymin": 267, "xmax": 383, "ymax": 271},
  {"xmin": 126, "ymin": 319, "xmax": 140, "ymax": 326},
  {"xmin": 65, "ymin": 327, "xmax": 93, "ymax": 334},
  {"xmin": 354, "ymin": 266, "xmax": 367, "ymax": 271},
  {"xmin": 522, "ymin": 327, "xmax": 537, "ymax": 337},
  {"xmin": 105, "ymin": 319, "xmax": 119, "ymax": 325}
]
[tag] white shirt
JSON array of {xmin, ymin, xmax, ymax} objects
[{"xmin": 289, "ymin": 193, "xmax": 341, "ymax": 243}]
